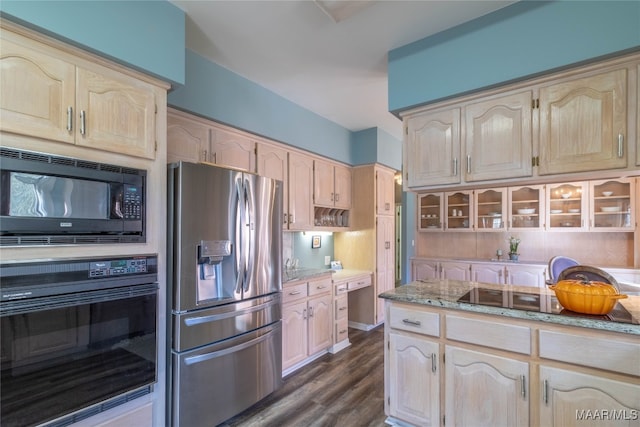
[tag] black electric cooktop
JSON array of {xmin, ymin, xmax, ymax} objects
[{"xmin": 457, "ymin": 288, "xmax": 637, "ymax": 325}]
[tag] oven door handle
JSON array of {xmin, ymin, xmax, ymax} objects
[{"xmin": 184, "ymin": 326, "xmax": 276, "ymax": 366}]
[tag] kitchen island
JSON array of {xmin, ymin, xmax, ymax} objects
[{"xmin": 379, "ymin": 279, "xmax": 640, "ymax": 427}]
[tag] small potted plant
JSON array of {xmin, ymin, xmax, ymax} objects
[{"xmin": 508, "ymin": 236, "xmax": 520, "ymax": 261}]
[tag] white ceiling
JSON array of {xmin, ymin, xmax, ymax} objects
[{"xmin": 170, "ymin": 0, "xmax": 516, "ymax": 140}]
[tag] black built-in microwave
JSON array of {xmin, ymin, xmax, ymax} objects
[{"xmin": 0, "ymin": 147, "xmax": 145, "ymax": 245}]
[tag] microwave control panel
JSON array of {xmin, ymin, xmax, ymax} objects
[
  {"xmin": 123, "ymin": 185, "xmax": 142, "ymax": 220},
  {"xmin": 89, "ymin": 258, "xmax": 147, "ymax": 277}
]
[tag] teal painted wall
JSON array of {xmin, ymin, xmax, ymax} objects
[
  {"xmin": 388, "ymin": 1, "xmax": 640, "ymax": 112},
  {"xmin": 294, "ymin": 232, "xmax": 334, "ymax": 270},
  {"xmin": 0, "ymin": 0, "xmax": 185, "ymax": 85},
  {"xmin": 376, "ymin": 127, "xmax": 401, "ymax": 171},
  {"xmin": 352, "ymin": 127, "xmax": 401, "ymax": 170},
  {"xmin": 168, "ymin": 50, "xmax": 354, "ymax": 164},
  {"xmin": 352, "ymin": 128, "xmax": 378, "ymax": 165}
]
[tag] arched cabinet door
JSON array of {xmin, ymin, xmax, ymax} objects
[
  {"xmin": 0, "ymin": 36, "xmax": 75, "ymax": 144},
  {"xmin": 538, "ymin": 68, "xmax": 627, "ymax": 175},
  {"xmin": 464, "ymin": 90, "xmax": 533, "ymax": 182},
  {"xmin": 539, "ymin": 366, "xmax": 639, "ymax": 427},
  {"xmin": 404, "ymin": 108, "xmax": 461, "ymax": 188}
]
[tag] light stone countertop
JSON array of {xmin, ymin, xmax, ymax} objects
[
  {"xmin": 282, "ymin": 267, "xmax": 333, "ymax": 284},
  {"xmin": 282, "ymin": 267, "xmax": 372, "ymax": 284},
  {"xmin": 379, "ymin": 279, "xmax": 640, "ymax": 336}
]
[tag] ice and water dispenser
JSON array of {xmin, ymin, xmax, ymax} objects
[{"xmin": 196, "ymin": 240, "xmax": 232, "ymax": 302}]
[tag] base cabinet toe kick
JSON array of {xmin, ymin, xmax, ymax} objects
[{"xmin": 382, "ymin": 300, "xmax": 640, "ymax": 427}]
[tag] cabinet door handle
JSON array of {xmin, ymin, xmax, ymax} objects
[
  {"xmin": 618, "ymin": 134, "xmax": 624, "ymax": 158},
  {"xmin": 543, "ymin": 379, "xmax": 548, "ymax": 405},
  {"xmin": 67, "ymin": 106, "xmax": 73, "ymax": 132},
  {"xmin": 431, "ymin": 353, "xmax": 437, "ymax": 373},
  {"xmin": 308, "ymin": 306, "xmax": 314, "ymax": 317},
  {"xmin": 203, "ymin": 150, "xmax": 208, "ymax": 162},
  {"xmin": 338, "ymin": 306, "xmax": 347, "ymax": 311},
  {"xmin": 290, "ymin": 214, "xmax": 294, "ymax": 224},
  {"xmin": 467, "ymin": 154, "xmax": 471, "ymax": 174},
  {"xmin": 385, "ymin": 202, "xmax": 390, "ymax": 211},
  {"xmin": 303, "ymin": 308, "xmax": 307, "ymax": 320},
  {"xmin": 520, "ymin": 375, "xmax": 526, "ymax": 398},
  {"xmin": 284, "ymin": 213, "xmax": 288, "ymax": 224},
  {"xmin": 453, "ymin": 158, "xmax": 458, "ymax": 176},
  {"xmin": 331, "ymin": 192, "xmax": 334, "ymax": 202},
  {"xmin": 339, "ymin": 329, "xmax": 347, "ymax": 334},
  {"xmin": 335, "ymin": 193, "xmax": 339, "ymax": 202},
  {"xmin": 288, "ymin": 290, "xmax": 301, "ymax": 296},
  {"xmin": 402, "ymin": 319, "xmax": 421, "ymax": 326},
  {"xmin": 317, "ymin": 285, "xmax": 327, "ymax": 290},
  {"xmin": 79, "ymin": 110, "xmax": 86, "ymax": 135}
]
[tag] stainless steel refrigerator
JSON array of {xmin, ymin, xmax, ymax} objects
[{"xmin": 167, "ymin": 161, "xmax": 283, "ymax": 427}]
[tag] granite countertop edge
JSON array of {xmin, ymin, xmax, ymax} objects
[
  {"xmin": 379, "ymin": 280, "xmax": 640, "ymax": 336},
  {"xmin": 283, "ymin": 267, "xmax": 374, "ymax": 284}
]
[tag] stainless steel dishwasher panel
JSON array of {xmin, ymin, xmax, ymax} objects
[{"xmin": 171, "ymin": 322, "xmax": 282, "ymax": 427}]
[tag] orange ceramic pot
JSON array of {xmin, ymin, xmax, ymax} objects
[{"xmin": 549, "ymin": 278, "xmax": 628, "ymax": 315}]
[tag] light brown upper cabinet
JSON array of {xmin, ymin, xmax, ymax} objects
[
  {"xmin": 1, "ymin": 32, "xmax": 157, "ymax": 159},
  {"xmin": 314, "ymin": 159, "xmax": 351, "ymax": 209},
  {"xmin": 287, "ymin": 152, "xmax": 315, "ymax": 230},
  {"xmin": 257, "ymin": 143, "xmax": 314, "ymax": 231},
  {"xmin": 401, "ymin": 52, "xmax": 638, "ymax": 191},
  {"xmin": 209, "ymin": 124, "xmax": 256, "ymax": 172},
  {"xmin": 404, "ymin": 108, "xmax": 461, "ymax": 188},
  {"xmin": 376, "ymin": 166, "xmax": 396, "ymax": 216},
  {"xmin": 464, "ymin": 91, "xmax": 533, "ymax": 181},
  {"xmin": 538, "ymin": 68, "xmax": 628, "ymax": 175},
  {"xmin": 167, "ymin": 109, "xmax": 210, "ymax": 163}
]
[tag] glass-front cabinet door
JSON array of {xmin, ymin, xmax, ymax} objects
[
  {"xmin": 546, "ymin": 182, "xmax": 588, "ymax": 231},
  {"xmin": 474, "ymin": 188, "xmax": 506, "ymax": 231},
  {"xmin": 418, "ymin": 193, "xmax": 443, "ymax": 231},
  {"xmin": 590, "ymin": 178, "xmax": 635, "ymax": 231},
  {"xmin": 445, "ymin": 191, "xmax": 473, "ymax": 231},
  {"xmin": 508, "ymin": 185, "xmax": 545, "ymax": 230}
]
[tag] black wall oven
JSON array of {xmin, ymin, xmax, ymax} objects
[
  {"xmin": 0, "ymin": 255, "xmax": 158, "ymax": 427},
  {"xmin": 0, "ymin": 147, "xmax": 146, "ymax": 246}
]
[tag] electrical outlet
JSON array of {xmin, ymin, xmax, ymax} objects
[{"xmin": 324, "ymin": 256, "xmax": 331, "ymax": 266}]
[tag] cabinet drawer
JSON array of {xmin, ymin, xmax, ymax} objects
[
  {"xmin": 308, "ymin": 276, "xmax": 332, "ymax": 297},
  {"xmin": 446, "ymin": 315, "xmax": 531, "ymax": 354},
  {"xmin": 539, "ymin": 330, "xmax": 640, "ymax": 376},
  {"xmin": 335, "ymin": 295, "xmax": 348, "ymax": 320},
  {"xmin": 334, "ymin": 281, "xmax": 348, "ymax": 296},
  {"xmin": 389, "ymin": 305, "xmax": 440, "ymax": 337},
  {"xmin": 348, "ymin": 275, "xmax": 372, "ymax": 291},
  {"xmin": 283, "ymin": 282, "xmax": 308, "ymax": 304},
  {"xmin": 335, "ymin": 317, "xmax": 349, "ymax": 343}
]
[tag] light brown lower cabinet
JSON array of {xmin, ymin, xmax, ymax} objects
[
  {"xmin": 282, "ymin": 275, "xmax": 332, "ymax": 373},
  {"xmin": 384, "ymin": 300, "xmax": 639, "ymax": 427},
  {"xmin": 388, "ymin": 333, "xmax": 439, "ymax": 426},
  {"xmin": 445, "ymin": 346, "xmax": 529, "ymax": 427}
]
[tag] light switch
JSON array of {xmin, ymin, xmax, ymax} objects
[{"xmin": 324, "ymin": 256, "xmax": 331, "ymax": 266}]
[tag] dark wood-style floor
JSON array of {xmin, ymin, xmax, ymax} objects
[{"xmin": 221, "ymin": 326, "xmax": 387, "ymax": 427}]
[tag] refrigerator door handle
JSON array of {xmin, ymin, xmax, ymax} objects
[
  {"xmin": 243, "ymin": 175, "xmax": 256, "ymax": 294},
  {"xmin": 184, "ymin": 326, "xmax": 276, "ymax": 366},
  {"xmin": 234, "ymin": 174, "xmax": 244, "ymax": 299}
]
